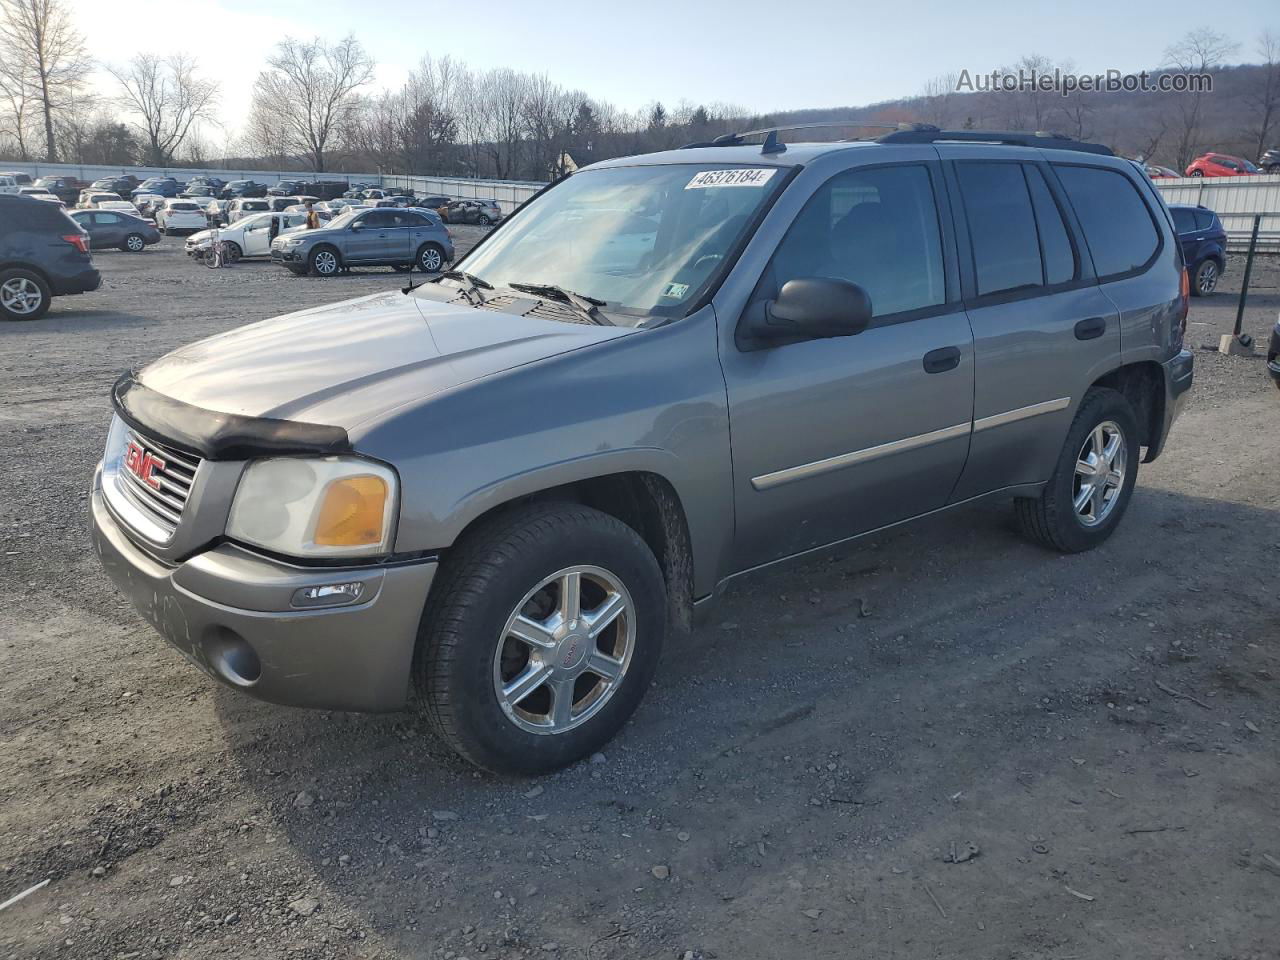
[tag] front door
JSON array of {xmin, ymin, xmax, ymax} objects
[
  {"xmin": 720, "ymin": 161, "xmax": 976, "ymax": 571},
  {"xmin": 346, "ymin": 210, "xmax": 399, "ymax": 263}
]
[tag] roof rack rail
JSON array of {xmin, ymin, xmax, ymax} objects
[
  {"xmin": 681, "ymin": 121, "xmax": 940, "ymax": 154},
  {"xmin": 875, "ymin": 128, "xmax": 1113, "ymax": 156}
]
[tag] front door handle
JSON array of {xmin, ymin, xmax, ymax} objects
[
  {"xmin": 922, "ymin": 346, "xmax": 962, "ymax": 374},
  {"xmin": 1074, "ymin": 316, "xmax": 1106, "ymax": 340}
]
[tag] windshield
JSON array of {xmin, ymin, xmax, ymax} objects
[{"xmin": 451, "ymin": 163, "xmax": 785, "ymax": 321}]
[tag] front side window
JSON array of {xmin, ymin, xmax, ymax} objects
[
  {"xmin": 1053, "ymin": 165, "xmax": 1159, "ymax": 279},
  {"xmin": 767, "ymin": 164, "xmax": 946, "ymax": 318},
  {"xmin": 454, "ymin": 163, "xmax": 787, "ymax": 321}
]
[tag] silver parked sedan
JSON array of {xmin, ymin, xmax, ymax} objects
[{"xmin": 271, "ymin": 207, "xmax": 453, "ymax": 276}]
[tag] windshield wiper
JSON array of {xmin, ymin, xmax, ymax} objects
[
  {"xmin": 507, "ymin": 282, "xmax": 612, "ymax": 326},
  {"xmin": 410, "ymin": 268, "xmax": 492, "ymax": 301}
]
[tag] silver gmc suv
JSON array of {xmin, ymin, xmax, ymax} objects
[{"xmin": 91, "ymin": 126, "xmax": 1194, "ymax": 775}]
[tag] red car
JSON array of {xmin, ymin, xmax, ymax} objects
[{"xmin": 1184, "ymin": 153, "xmax": 1261, "ymax": 177}]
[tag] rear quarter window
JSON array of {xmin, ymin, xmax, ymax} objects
[{"xmin": 1053, "ymin": 165, "xmax": 1160, "ymax": 279}]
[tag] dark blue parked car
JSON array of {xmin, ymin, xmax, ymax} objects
[
  {"xmin": 1267, "ymin": 318, "xmax": 1279, "ymax": 391},
  {"xmin": 131, "ymin": 177, "xmax": 179, "ymax": 201},
  {"xmin": 1169, "ymin": 204, "xmax": 1227, "ymax": 296}
]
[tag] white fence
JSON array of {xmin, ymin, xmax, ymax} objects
[
  {"xmin": 1152, "ymin": 174, "xmax": 1280, "ymax": 252},
  {"xmin": 0, "ymin": 160, "xmax": 548, "ymax": 216}
]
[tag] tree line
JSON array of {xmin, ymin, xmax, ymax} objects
[{"xmin": 0, "ymin": 0, "xmax": 1276, "ymax": 180}]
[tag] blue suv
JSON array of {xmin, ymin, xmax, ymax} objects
[{"xmin": 1169, "ymin": 204, "xmax": 1227, "ymax": 296}]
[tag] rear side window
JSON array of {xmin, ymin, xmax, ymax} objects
[
  {"xmin": 1024, "ymin": 167, "xmax": 1076, "ymax": 285},
  {"xmin": 1171, "ymin": 208, "xmax": 1196, "ymax": 233},
  {"xmin": 1193, "ymin": 209, "xmax": 1215, "ymax": 231},
  {"xmin": 1053, "ymin": 165, "xmax": 1160, "ymax": 279},
  {"xmin": 955, "ymin": 162, "xmax": 1042, "ymax": 296},
  {"xmin": 770, "ymin": 164, "xmax": 945, "ymax": 318}
]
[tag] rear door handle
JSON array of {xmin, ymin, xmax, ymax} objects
[
  {"xmin": 922, "ymin": 346, "xmax": 962, "ymax": 374},
  {"xmin": 1074, "ymin": 316, "xmax": 1106, "ymax": 340}
]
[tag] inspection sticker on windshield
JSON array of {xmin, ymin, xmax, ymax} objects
[{"xmin": 685, "ymin": 168, "xmax": 777, "ymax": 190}]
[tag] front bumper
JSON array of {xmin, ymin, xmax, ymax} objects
[
  {"xmin": 272, "ymin": 247, "xmax": 304, "ymax": 262},
  {"xmin": 90, "ymin": 466, "xmax": 436, "ymax": 712}
]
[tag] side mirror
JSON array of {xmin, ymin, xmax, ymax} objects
[
  {"xmin": 349, "ymin": 221, "xmax": 363, "ymax": 230},
  {"xmin": 752, "ymin": 277, "xmax": 873, "ymax": 342}
]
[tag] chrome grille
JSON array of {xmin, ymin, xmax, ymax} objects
[{"xmin": 113, "ymin": 429, "xmax": 201, "ymax": 538}]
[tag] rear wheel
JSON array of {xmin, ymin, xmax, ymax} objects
[
  {"xmin": 417, "ymin": 243, "xmax": 445, "ymax": 273},
  {"xmin": 309, "ymin": 246, "xmax": 340, "ymax": 277},
  {"xmin": 1192, "ymin": 258, "xmax": 1219, "ymax": 296},
  {"xmin": 0, "ymin": 269, "xmax": 50, "ymax": 321},
  {"xmin": 122, "ymin": 233, "xmax": 146, "ymax": 253},
  {"xmin": 1014, "ymin": 387, "xmax": 1139, "ymax": 553},
  {"xmin": 416, "ymin": 503, "xmax": 666, "ymax": 775},
  {"xmin": 477, "ymin": 214, "xmax": 492, "ymax": 226}
]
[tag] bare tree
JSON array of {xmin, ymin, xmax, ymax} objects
[
  {"xmin": 0, "ymin": 0, "xmax": 91, "ymax": 161},
  {"xmin": 248, "ymin": 35, "xmax": 375, "ymax": 172},
  {"xmin": 1245, "ymin": 30, "xmax": 1280, "ymax": 159},
  {"xmin": 0, "ymin": 55, "xmax": 36, "ymax": 159},
  {"xmin": 1164, "ymin": 28, "xmax": 1238, "ymax": 168},
  {"xmin": 919, "ymin": 73, "xmax": 958, "ymax": 128},
  {"xmin": 108, "ymin": 54, "xmax": 219, "ymax": 165}
]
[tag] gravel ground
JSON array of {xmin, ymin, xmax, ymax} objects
[{"xmin": 0, "ymin": 238, "xmax": 1278, "ymax": 960}]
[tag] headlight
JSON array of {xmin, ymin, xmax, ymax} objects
[{"xmin": 226, "ymin": 457, "xmax": 398, "ymax": 558}]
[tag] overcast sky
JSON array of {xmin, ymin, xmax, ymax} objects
[{"xmin": 68, "ymin": 0, "xmax": 1278, "ymax": 145}]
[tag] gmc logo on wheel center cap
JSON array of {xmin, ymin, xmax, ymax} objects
[{"xmin": 124, "ymin": 440, "xmax": 166, "ymax": 491}]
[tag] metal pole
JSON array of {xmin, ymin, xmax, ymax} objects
[{"xmin": 1233, "ymin": 213, "xmax": 1262, "ymax": 339}]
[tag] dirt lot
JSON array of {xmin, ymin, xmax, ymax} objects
[{"xmin": 1, "ymin": 235, "xmax": 1278, "ymax": 960}]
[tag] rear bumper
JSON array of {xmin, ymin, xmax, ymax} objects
[
  {"xmin": 90, "ymin": 466, "xmax": 436, "ymax": 712},
  {"xmin": 50, "ymin": 267, "xmax": 101, "ymax": 296},
  {"xmin": 1267, "ymin": 323, "xmax": 1280, "ymax": 385},
  {"xmin": 1148, "ymin": 348, "xmax": 1194, "ymax": 461}
]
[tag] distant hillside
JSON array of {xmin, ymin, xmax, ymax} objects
[{"xmin": 761, "ymin": 63, "xmax": 1277, "ymax": 169}]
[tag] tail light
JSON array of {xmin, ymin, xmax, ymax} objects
[
  {"xmin": 62, "ymin": 233, "xmax": 90, "ymax": 254},
  {"xmin": 1175, "ymin": 267, "xmax": 1190, "ymax": 348}
]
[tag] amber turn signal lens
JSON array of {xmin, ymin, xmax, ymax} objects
[{"xmin": 313, "ymin": 475, "xmax": 388, "ymax": 547}]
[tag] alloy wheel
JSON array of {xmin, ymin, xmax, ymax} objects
[
  {"xmin": 313, "ymin": 250, "xmax": 338, "ymax": 275},
  {"xmin": 1197, "ymin": 261, "xmax": 1218, "ymax": 294},
  {"xmin": 420, "ymin": 247, "xmax": 443, "ymax": 272},
  {"xmin": 1072, "ymin": 420, "xmax": 1126, "ymax": 527},
  {"xmin": 126, "ymin": 235, "xmax": 145, "ymax": 251},
  {"xmin": 492, "ymin": 565, "xmax": 635, "ymax": 735},
  {"xmin": 1, "ymin": 277, "xmax": 43, "ymax": 316}
]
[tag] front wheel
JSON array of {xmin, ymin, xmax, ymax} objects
[
  {"xmin": 1189, "ymin": 170, "xmax": 1204, "ymax": 177},
  {"xmin": 1014, "ymin": 387, "xmax": 1140, "ymax": 553},
  {"xmin": 417, "ymin": 243, "xmax": 445, "ymax": 273},
  {"xmin": 309, "ymin": 246, "xmax": 340, "ymax": 277},
  {"xmin": 415, "ymin": 503, "xmax": 667, "ymax": 775}
]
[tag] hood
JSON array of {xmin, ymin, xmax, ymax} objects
[{"xmin": 134, "ymin": 290, "xmax": 636, "ymax": 434}]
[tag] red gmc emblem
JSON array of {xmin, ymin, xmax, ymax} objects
[{"xmin": 124, "ymin": 441, "xmax": 166, "ymax": 491}]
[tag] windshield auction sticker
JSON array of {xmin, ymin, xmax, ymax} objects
[{"xmin": 685, "ymin": 168, "xmax": 777, "ymax": 189}]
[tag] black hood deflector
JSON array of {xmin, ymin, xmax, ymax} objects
[{"xmin": 112, "ymin": 372, "xmax": 351, "ymax": 460}]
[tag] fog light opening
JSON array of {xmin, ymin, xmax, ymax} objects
[{"xmin": 205, "ymin": 629, "xmax": 262, "ymax": 687}]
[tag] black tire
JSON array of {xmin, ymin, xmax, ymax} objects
[
  {"xmin": 121, "ymin": 233, "xmax": 146, "ymax": 253},
  {"xmin": 0, "ymin": 268, "xmax": 51, "ymax": 322},
  {"xmin": 1014, "ymin": 387, "xmax": 1140, "ymax": 553},
  {"xmin": 415, "ymin": 503, "xmax": 667, "ymax": 775},
  {"xmin": 223, "ymin": 242, "xmax": 243, "ymax": 264},
  {"xmin": 1191, "ymin": 257, "xmax": 1219, "ymax": 296},
  {"xmin": 1190, "ymin": 170, "xmax": 1203, "ymax": 177},
  {"xmin": 416, "ymin": 242, "xmax": 445, "ymax": 273},
  {"xmin": 477, "ymin": 214, "xmax": 492, "ymax": 226},
  {"xmin": 308, "ymin": 245, "xmax": 341, "ymax": 277}
]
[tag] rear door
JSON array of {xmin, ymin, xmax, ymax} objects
[
  {"xmin": 91, "ymin": 211, "xmax": 126, "ymax": 247},
  {"xmin": 720, "ymin": 158, "xmax": 976, "ymax": 570},
  {"xmin": 940, "ymin": 149, "xmax": 1122, "ymax": 501}
]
